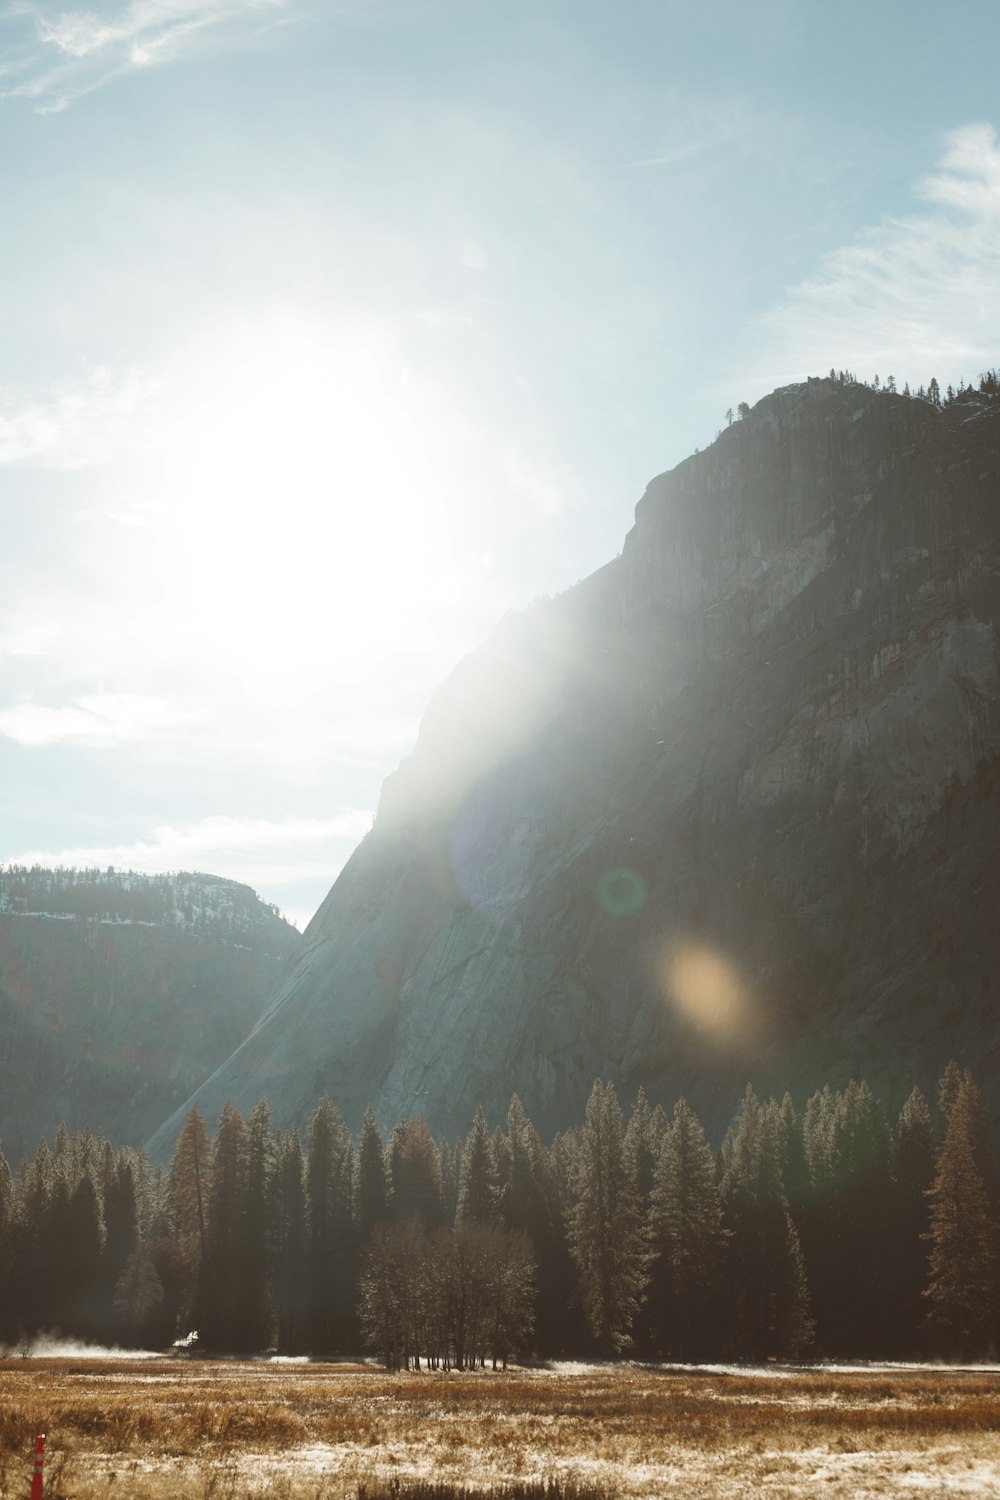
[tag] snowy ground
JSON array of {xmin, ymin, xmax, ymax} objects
[{"xmin": 2, "ymin": 1355, "xmax": 998, "ymax": 1498}]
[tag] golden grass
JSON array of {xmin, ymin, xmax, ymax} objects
[{"xmin": 0, "ymin": 1359, "xmax": 997, "ymax": 1498}]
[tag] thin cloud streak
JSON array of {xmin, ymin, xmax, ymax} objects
[
  {"xmin": 2, "ymin": 0, "xmax": 298, "ymax": 111},
  {"xmin": 0, "ymin": 693, "xmax": 192, "ymax": 749},
  {"xmin": 0, "ymin": 368, "xmax": 158, "ymax": 468},
  {"xmin": 735, "ymin": 123, "xmax": 1000, "ymax": 395}
]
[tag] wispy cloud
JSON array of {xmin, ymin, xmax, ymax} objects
[
  {"xmin": 2, "ymin": 0, "xmax": 297, "ymax": 112},
  {"xmin": 735, "ymin": 122, "xmax": 1000, "ymax": 395},
  {"xmin": 0, "ymin": 692, "xmax": 191, "ymax": 748},
  {"xmin": 0, "ymin": 367, "xmax": 158, "ymax": 468}
]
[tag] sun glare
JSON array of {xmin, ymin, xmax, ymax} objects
[{"xmin": 140, "ymin": 314, "xmax": 484, "ymax": 690}]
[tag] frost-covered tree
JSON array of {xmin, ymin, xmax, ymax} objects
[
  {"xmin": 458, "ymin": 1106, "xmax": 497, "ymax": 1227},
  {"xmin": 648, "ymin": 1097, "xmax": 727, "ymax": 1359},
  {"xmin": 567, "ymin": 1080, "xmax": 647, "ymax": 1355},
  {"xmin": 720, "ymin": 1087, "xmax": 811, "ymax": 1359},
  {"xmin": 356, "ymin": 1105, "xmax": 389, "ymax": 1240},
  {"xmin": 306, "ymin": 1095, "xmax": 355, "ymax": 1351},
  {"xmin": 924, "ymin": 1071, "xmax": 999, "ymax": 1355}
]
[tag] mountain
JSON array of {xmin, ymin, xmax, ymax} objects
[
  {"xmin": 0, "ymin": 867, "xmax": 301, "ymax": 1160},
  {"xmin": 150, "ymin": 374, "xmax": 1000, "ymax": 1154}
]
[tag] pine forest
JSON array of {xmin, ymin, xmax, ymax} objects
[{"xmin": 2, "ymin": 1064, "xmax": 996, "ymax": 1367}]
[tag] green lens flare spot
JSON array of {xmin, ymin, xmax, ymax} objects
[{"xmin": 597, "ymin": 866, "xmax": 647, "ymax": 917}]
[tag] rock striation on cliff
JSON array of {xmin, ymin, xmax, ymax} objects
[
  {"xmin": 0, "ymin": 868, "xmax": 301, "ymax": 1159},
  {"xmin": 150, "ymin": 376, "xmax": 1000, "ymax": 1153}
]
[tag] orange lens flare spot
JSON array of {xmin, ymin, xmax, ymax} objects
[{"xmin": 663, "ymin": 943, "xmax": 747, "ymax": 1038}]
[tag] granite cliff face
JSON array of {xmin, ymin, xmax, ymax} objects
[
  {"xmin": 151, "ymin": 377, "xmax": 1000, "ymax": 1152},
  {"xmin": 0, "ymin": 869, "xmax": 301, "ymax": 1159}
]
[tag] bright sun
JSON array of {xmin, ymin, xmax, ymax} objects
[{"xmin": 133, "ymin": 312, "xmax": 487, "ymax": 709}]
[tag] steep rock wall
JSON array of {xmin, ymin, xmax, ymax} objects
[{"xmin": 150, "ymin": 378, "xmax": 1000, "ymax": 1153}]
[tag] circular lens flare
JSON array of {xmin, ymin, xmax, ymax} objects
[
  {"xmin": 597, "ymin": 867, "xmax": 647, "ymax": 917},
  {"xmin": 663, "ymin": 942, "xmax": 748, "ymax": 1039}
]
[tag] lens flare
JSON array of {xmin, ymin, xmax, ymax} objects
[
  {"xmin": 663, "ymin": 942, "xmax": 748, "ymax": 1039},
  {"xmin": 597, "ymin": 867, "xmax": 647, "ymax": 917}
]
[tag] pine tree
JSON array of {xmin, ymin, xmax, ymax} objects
[
  {"xmin": 101, "ymin": 1153, "xmax": 140, "ymax": 1339},
  {"xmin": 799, "ymin": 1081, "xmax": 892, "ymax": 1354},
  {"xmin": 0, "ymin": 1149, "xmax": 14, "ymax": 1341},
  {"xmin": 11, "ymin": 1146, "xmax": 40, "ymax": 1332},
  {"xmin": 624, "ymin": 1088, "xmax": 662, "ymax": 1219},
  {"xmin": 567, "ymin": 1080, "xmax": 647, "ymax": 1355},
  {"xmin": 388, "ymin": 1117, "xmax": 444, "ymax": 1227},
  {"xmin": 114, "ymin": 1246, "xmax": 164, "ymax": 1341},
  {"xmin": 498, "ymin": 1095, "xmax": 545, "ymax": 1236},
  {"xmin": 924, "ymin": 1072, "xmax": 999, "ymax": 1355},
  {"xmin": 887, "ymin": 1086, "xmax": 934, "ymax": 1351},
  {"xmin": 356, "ymin": 1105, "xmax": 389, "ymax": 1241},
  {"xmin": 439, "ymin": 1139, "xmax": 461, "ymax": 1227},
  {"xmin": 458, "ymin": 1106, "xmax": 497, "ymax": 1227},
  {"xmin": 273, "ymin": 1131, "xmax": 308, "ymax": 1353},
  {"xmin": 720, "ymin": 1087, "xmax": 811, "ymax": 1359},
  {"xmin": 648, "ymin": 1098, "xmax": 727, "ymax": 1359},
  {"xmin": 305, "ymin": 1096, "xmax": 355, "ymax": 1351},
  {"xmin": 170, "ymin": 1106, "xmax": 212, "ymax": 1331},
  {"xmin": 937, "ymin": 1060, "xmax": 963, "ymax": 1138},
  {"xmin": 198, "ymin": 1100, "xmax": 247, "ymax": 1349},
  {"xmin": 236, "ymin": 1098, "xmax": 274, "ymax": 1351}
]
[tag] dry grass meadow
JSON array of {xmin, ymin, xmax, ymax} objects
[{"xmin": 1, "ymin": 1356, "xmax": 998, "ymax": 1499}]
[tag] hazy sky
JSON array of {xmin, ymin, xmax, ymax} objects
[{"xmin": 2, "ymin": 0, "xmax": 999, "ymax": 928}]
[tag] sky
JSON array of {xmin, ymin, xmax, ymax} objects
[{"xmin": 1, "ymin": 0, "xmax": 999, "ymax": 930}]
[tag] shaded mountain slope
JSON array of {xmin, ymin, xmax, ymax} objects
[
  {"xmin": 150, "ymin": 376, "xmax": 1000, "ymax": 1153},
  {"xmin": 0, "ymin": 868, "xmax": 301, "ymax": 1159}
]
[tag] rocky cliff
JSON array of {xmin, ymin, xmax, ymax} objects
[
  {"xmin": 150, "ymin": 376, "xmax": 1000, "ymax": 1153},
  {"xmin": 0, "ymin": 868, "xmax": 301, "ymax": 1159}
]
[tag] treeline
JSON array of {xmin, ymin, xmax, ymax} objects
[
  {"xmin": 0, "ymin": 865, "xmax": 295, "ymax": 947},
  {"xmin": 723, "ymin": 367, "xmax": 1000, "ymax": 432},
  {"xmin": 825, "ymin": 366, "xmax": 1000, "ymax": 406},
  {"xmin": 0, "ymin": 1063, "xmax": 995, "ymax": 1364}
]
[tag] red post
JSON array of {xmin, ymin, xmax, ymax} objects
[{"xmin": 30, "ymin": 1433, "xmax": 45, "ymax": 1500}]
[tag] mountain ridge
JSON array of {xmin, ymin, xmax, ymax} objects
[
  {"xmin": 149, "ymin": 373, "xmax": 1000, "ymax": 1155},
  {"xmin": 0, "ymin": 866, "xmax": 302, "ymax": 1159}
]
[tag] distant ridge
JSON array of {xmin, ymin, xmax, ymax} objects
[{"xmin": 0, "ymin": 866, "xmax": 301, "ymax": 1159}]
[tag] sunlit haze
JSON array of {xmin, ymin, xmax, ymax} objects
[{"xmin": 2, "ymin": 1, "xmax": 999, "ymax": 927}]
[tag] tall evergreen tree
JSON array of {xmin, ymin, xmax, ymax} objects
[
  {"xmin": 498, "ymin": 1095, "xmax": 545, "ymax": 1236},
  {"xmin": 197, "ymin": 1100, "xmax": 247, "ymax": 1349},
  {"xmin": 886, "ymin": 1085, "xmax": 935, "ymax": 1351},
  {"xmin": 937, "ymin": 1060, "xmax": 964, "ymax": 1139},
  {"xmin": 648, "ymin": 1097, "xmax": 727, "ymax": 1359},
  {"xmin": 458, "ymin": 1107, "xmax": 497, "ymax": 1227},
  {"xmin": 624, "ymin": 1088, "xmax": 663, "ymax": 1219},
  {"xmin": 439, "ymin": 1139, "xmax": 461, "ymax": 1227},
  {"xmin": 170, "ymin": 1106, "xmax": 212, "ymax": 1331},
  {"xmin": 567, "ymin": 1080, "xmax": 647, "ymax": 1355},
  {"xmin": 720, "ymin": 1087, "xmax": 811, "ymax": 1359},
  {"xmin": 273, "ymin": 1131, "xmax": 308, "ymax": 1353},
  {"xmin": 305, "ymin": 1096, "xmax": 355, "ymax": 1350},
  {"xmin": 924, "ymin": 1071, "xmax": 999, "ymax": 1355},
  {"xmin": 0, "ymin": 1149, "xmax": 14, "ymax": 1340},
  {"xmin": 356, "ymin": 1105, "xmax": 389, "ymax": 1241},
  {"xmin": 101, "ymin": 1152, "xmax": 140, "ymax": 1338},
  {"xmin": 388, "ymin": 1117, "xmax": 444, "ymax": 1227},
  {"xmin": 63, "ymin": 1170, "xmax": 104, "ymax": 1338},
  {"xmin": 236, "ymin": 1098, "xmax": 274, "ymax": 1350}
]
